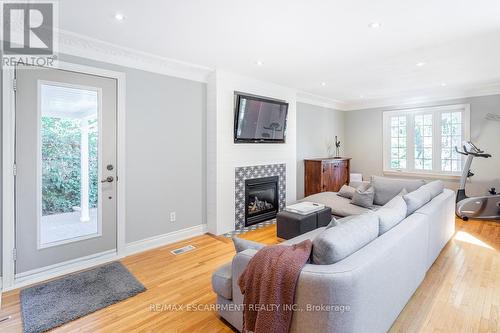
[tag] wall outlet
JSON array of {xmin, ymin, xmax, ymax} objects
[{"xmin": 170, "ymin": 212, "xmax": 176, "ymax": 222}]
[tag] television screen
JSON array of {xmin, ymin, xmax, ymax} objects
[{"xmin": 234, "ymin": 94, "xmax": 289, "ymax": 143}]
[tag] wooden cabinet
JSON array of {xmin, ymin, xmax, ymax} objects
[{"xmin": 304, "ymin": 158, "xmax": 351, "ymax": 196}]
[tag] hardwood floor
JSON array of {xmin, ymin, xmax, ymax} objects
[{"xmin": 0, "ymin": 218, "xmax": 498, "ymax": 332}]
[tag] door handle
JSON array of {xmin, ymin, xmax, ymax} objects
[{"xmin": 101, "ymin": 176, "xmax": 114, "ymax": 183}]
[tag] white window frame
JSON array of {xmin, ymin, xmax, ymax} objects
[
  {"xmin": 37, "ymin": 80, "xmax": 104, "ymax": 250},
  {"xmin": 383, "ymin": 104, "xmax": 470, "ymax": 179}
]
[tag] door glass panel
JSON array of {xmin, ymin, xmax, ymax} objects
[{"xmin": 40, "ymin": 83, "xmax": 101, "ymax": 247}]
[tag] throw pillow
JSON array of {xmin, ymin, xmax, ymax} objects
[
  {"xmin": 350, "ymin": 184, "xmax": 375, "ymax": 208},
  {"xmin": 326, "ymin": 215, "xmax": 356, "ymax": 229},
  {"xmin": 375, "ymin": 195, "xmax": 408, "ymax": 235},
  {"xmin": 421, "ymin": 180, "xmax": 444, "ymax": 199},
  {"xmin": 232, "ymin": 237, "xmax": 265, "ymax": 253},
  {"xmin": 403, "ymin": 187, "xmax": 432, "ymax": 215},
  {"xmin": 337, "ymin": 185, "xmax": 356, "ymax": 199},
  {"xmin": 325, "ymin": 216, "xmax": 338, "ymax": 229},
  {"xmin": 312, "ymin": 212, "xmax": 379, "ymax": 264}
]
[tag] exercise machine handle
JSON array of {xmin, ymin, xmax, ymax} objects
[{"xmin": 457, "ymin": 145, "xmax": 492, "ymax": 158}]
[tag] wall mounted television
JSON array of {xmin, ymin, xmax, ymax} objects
[{"xmin": 234, "ymin": 92, "xmax": 289, "ymax": 143}]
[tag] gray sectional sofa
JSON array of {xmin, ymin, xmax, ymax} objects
[{"xmin": 212, "ymin": 177, "xmax": 456, "ymax": 333}]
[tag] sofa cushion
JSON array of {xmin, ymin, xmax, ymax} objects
[
  {"xmin": 421, "ymin": 180, "xmax": 444, "ymax": 199},
  {"xmin": 232, "ymin": 237, "xmax": 265, "ymax": 253},
  {"xmin": 337, "ymin": 185, "xmax": 356, "ymax": 199},
  {"xmin": 403, "ymin": 187, "xmax": 432, "ymax": 215},
  {"xmin": 371, "ymin": 176, "xmax": 426, "ymax": 206},
  {"xmin": 312, "ymin": 212, "xmax": 379, "ymax": 264},
  {"xmin": 212, "ymin": 262, "xmax": 232, "ymax": 299},
  {"xmin": 351, "ymin": 184, "xmax": 375, "ymax": 208},
  {"xmin": 301, "ymin": 192, "xmax": 381, "ymax": 217},
  {"xmin": 375, "ymin": 195, "xmax": 408, "ymax": 235}
]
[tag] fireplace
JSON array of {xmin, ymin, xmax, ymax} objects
[{"xmin": 245, "ymin": 176, "xmax": 279, "ymax": 227}]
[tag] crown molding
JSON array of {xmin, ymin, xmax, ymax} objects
[
  {"xmin": 58, "ymin": 30, "xmax": 213, "ymax": 83},
  {"xmin": 343, "ymin": 82, "xmax": 500, "ymax": 111},
  {"xmin": 296, "ymin": 91, "xmax": 349, "ymax": 111}
]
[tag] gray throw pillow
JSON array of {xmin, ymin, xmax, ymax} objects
[
  {"xmin": 337, "ymin": 185, "xmax": 356, "ymax": 199},
  {"xmin": 403, "ymin": 187, "xmax": 432, "ymax": 215},
  {"xmin": 312, "ymin": 212, "xmax": 379, "ymax": 264},
  {"xmin": 421, "ymin": 180, "xmax": 444, "ymax": 199},
  {"xmin": 350, "ymin": 184, "xmax": 375, "ymax": 208},
  {"xmin": 371, "ymin": 176, "xmax": 426, "ymax": 206},
  {"xmin": 375, "ymin": 195, "xmax": 407, "ymax": 235},
  {"xmin": 325, "ymin": 216, "xmax": 338, "ymax": 229},
  {"xmin": 232, "ymin": 237, "xmax": 265, "ymax": 253},
  {"xmin": 325, "ymin": 215, "xmax": 356, "ymax": 229}
]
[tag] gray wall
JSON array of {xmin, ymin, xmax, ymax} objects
[
  {"xmin": 296, "ymin": 102, "xmax": 345, "ymax": 199},
  {"xmin": 59, "ymin": 55, "xmax": 207, "ymax": 243},
  {"xmin": 344, "ymin": 95, "xmax": 500, "ymax": 196}
]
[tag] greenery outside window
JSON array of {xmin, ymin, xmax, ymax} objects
[{"xmin": 383, "ymin": 104, "xmax": 470, "ymax": 177}]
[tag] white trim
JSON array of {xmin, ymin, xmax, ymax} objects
[
  {"xmin": 383, "ymin": 170, "xmax": 461, "ymax": 180},
  {"xmin": 2, "ymin": 224, "xmax": 208, "ymax": 291},
  {"xmin": 36, "ymin": 80, "xmax": 104, "ymax": 250},
  {"xmin": 1, "ymin": 61, "xmax": 127, "ymax": 291},
  {"xmin": 343, "ymin": 83, "xmax": 500, "ymax": 111},
  {"xmin": 382, "ymin": 103, "xmax": 471, "ymax": 177},
  {"xmin": 7, "ymin": 250, "xmax": 117, "ymax": 292},
  {"xmin": 2, "ymin": 67, "xmax": 16, "ymax": 290},
  {"xmin": 296, "ymin": 91, "xmax": 348, "ymax": 111},
  {"xmin": 57, "ymin": 30, "xmax": 500, "ymax": 110},
  {"xmin": 58, "ymin": 30, "xmax": 213, "ymax": 83},
  {"xmin": 116, "ymin": 68, "xmax": 127, "ymax": 257},
  {"xmin": 125, "ymin": 224, "xmax": 208, "ymax": 256}
]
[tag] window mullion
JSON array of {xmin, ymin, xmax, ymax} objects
[
  {"xmin": 433, "ymin": 110, "xmax": 442, "ymax": 173},
  {"xmin": 407, "ymin": 114, "xmax": 415, "ymax": 172}
]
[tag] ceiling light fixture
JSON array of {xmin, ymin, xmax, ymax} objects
[
  {"xmin": 115, "ymin": 13, "xmax": 125, "ymax": 21},
  {"xmin": 255, "ymin": 61, "xmax": 263, "ymax": 66},
  {"xmin": 368, "ymin": 22, "xmax": 381, "ymax": 29},
  {"xmin": 416, "ymin": 62, "xmax": 426, "ymax": 67},
  {"xmin": 440, "ymin": 82, "xmax": 447, "ymax": 87},
  {"xmin": 321, "ymin": 82, "xmax": 327, "ymax": 87}
]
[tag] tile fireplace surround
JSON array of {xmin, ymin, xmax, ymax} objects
[{"xmin": 234, "ymin": 163, "xmax": 286, "ymax": 230}]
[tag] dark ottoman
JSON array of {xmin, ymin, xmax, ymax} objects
[{"xmin": 277, "ymin": 207, "xmax": 332, "ymax": 240}]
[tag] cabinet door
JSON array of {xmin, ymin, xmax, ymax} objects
[
  {"xmin": 323, "ymin": 160, "xmax": 349, "ymax": 192},
  {"xmin": 322, "ymin": 162, "xmax": 337, "ymax": 192},
  {"xmin": 336, "ymin": 160, "xmax": 349, "ymax": 190},
  {"xmin": 305, "ymin": 161, "xmax": 322, "ymax": 196}
]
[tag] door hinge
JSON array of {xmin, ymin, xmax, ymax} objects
[
  {"xmin": 13, "ymin": 163, "xmax": 17, "ymax": 176},
  {"xmin": 12, "ymin": 248, "xmax": 17, "ymax": 262},
  {"xmin": 13, "ymin": 78, "xmax": 17, "ymax": 92}
]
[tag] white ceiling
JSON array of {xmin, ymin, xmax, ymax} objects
[{"xmin": 59, "ymin": 0, "xmax": 500, "ymax": 109}]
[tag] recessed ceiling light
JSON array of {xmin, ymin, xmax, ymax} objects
[
  {"xmin": 416, "ymin": 62, "xmax": 426, "ymax": 67},
  {"xmin": 321, "ymin": 82, "xmax": 327, "ymax": 87},
  {"xmin": 255, "ymin": 61, "xmax": 263, "ymax": 66},
  {"xmin": 440, "ymin": 82, "xmax": 447, "ymax": 87},
  {"xmin": 368, "ymin": 22, "xmax": 381, "ymax": 29},
  {"xmin": 115, "ymin": 13, "xmax": 125, "ymax": 21}
]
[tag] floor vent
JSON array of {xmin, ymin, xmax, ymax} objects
[{"xmin": 170, "ymin": 245, "xmax": 196, "ymax": 255}]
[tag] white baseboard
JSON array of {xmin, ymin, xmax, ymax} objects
[
  {"xmin": 125, "ymin": 224, "xmax": 208, "ymax": 256},
  {"xmin": 2, "ymin": 224, "xmax": 208, "ymax": 292},
  {"xmin": 10, "ymin": 249, "xmax": 118, "ymax": 291}
]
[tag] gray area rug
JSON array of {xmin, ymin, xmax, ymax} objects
[{"xmin": 20, "ymin": 261, "xmax": 146, "ymax": 333}]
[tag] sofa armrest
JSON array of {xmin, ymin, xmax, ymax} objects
[{"xmin": 231, "ymin": 249, "xmax": 258, "ymax": 306}]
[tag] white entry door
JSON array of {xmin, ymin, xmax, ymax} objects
[{"xmin": 15, "ymin": 65, "xmax": 118, "ymax": 275}]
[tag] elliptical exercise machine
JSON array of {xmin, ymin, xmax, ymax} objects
[{"xmin": 455, "ymin": 141, "xmax": 500, "ymax": 221}]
